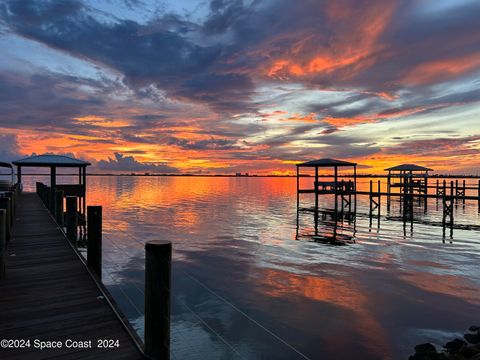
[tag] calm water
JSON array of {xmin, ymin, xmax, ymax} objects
[{"xmin": 21, "ymin": 176, "xmax": 480, "ymax": 359}]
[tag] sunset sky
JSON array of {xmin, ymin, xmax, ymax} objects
[{"xmin": 0, "ymin": 0, "xmax": 479, "ymax": 174}]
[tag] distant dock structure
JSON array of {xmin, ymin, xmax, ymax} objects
[
  {"xmin": 385, "ymin": 164, "xmax": 432, "ymax": 211},
  {"xmin": 296, "ymin": 158, "xmax": 357, "ymax": 215},
  {"xmin": 296, "ymin": 159, "xmax": 358, "ymax": 242},
  {"xmin": 295, "ymin": 159, "xmax": 480, "ymax": 240}
]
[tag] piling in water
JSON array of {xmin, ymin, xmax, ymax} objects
[
  {"xmin": 0, "ymin": 209, "xmax": 6, "ymax": 279},
  {"xmin": 66, "ymin": 196, "xmax": 78, "ymax": 243},
  {"xmin": 0, "ymin": 197, "xmax": 11, "ymax": 241},
  {"xmin": 145, "ymin": 240, "xmax": 172, "ymax": 360},
  {"xmin": 55, "ymin": 190, "xmax": 64, "ymax": 227},
  {"xmin": 87, "ymin": 206, "xmax": 102, "ymax": 279}
]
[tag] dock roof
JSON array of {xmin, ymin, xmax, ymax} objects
[
  {"xmin": 0, "ymin": 162, "xmax": 13, "ymax": 169},
  {"xmin": 385, "ymin": 164, "xmax": 433, "ymax": 171},
  {"xmin": 12, "ymin": 154, "xmax": 91, "ymax": 167},
  {"xmin": 297, "ymin": 158, "xmax": 357, "ymax": 167}
]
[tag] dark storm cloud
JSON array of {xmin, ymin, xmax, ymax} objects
[
  {"xmin": 2, "ymin": 0, "xmax": 479, "ymax": 116},
  {"xmin": 0, "ymin": 72, "xmax": 105, "ymax": 130},
  {"xmin": 165, "ymin": 136, "xmax": 238, "ymax": 150},
  {"xmin": 0, "ymin": 70, "xmax": 183, "ymax": 139},
  {"xmin": 0, "ymin": 0, "xmax": 258, "ymax": 114},
  {"xmin": 382, "ymin": 135, "xmax": 480, "ymax": 157},
  {"xmin": 202, "ymin": 0, "xmax": 251, "ymax": 36}
]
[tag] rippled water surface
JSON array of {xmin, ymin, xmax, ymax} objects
[{"xmin": 21, "ymin": 176, "xmax": 480, "ymax": 359}]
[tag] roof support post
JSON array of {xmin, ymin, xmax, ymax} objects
[
  {"xmin": 354, "ymin": 164, "xmax": 357, "ymax": 213},
  {"xmin": 334, "ymin": 165, "xmax": 338, "ymax": 214},
  {"xmin": 17, "ymin": 166, "xmax": 22, "ymax": 186},
  {"xmin": 296, "ymin": 165, "xmax": 299, "ymax": 209},
  {"xmin": 50, "ymin": 166, "xmax": 56, "ymax": 213}
]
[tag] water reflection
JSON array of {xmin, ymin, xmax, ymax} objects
[{"xmin": 19, "ymin": 176, "xmax": 480, "ymax": 359}]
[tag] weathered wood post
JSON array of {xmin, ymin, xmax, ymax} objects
[
  {"xmin": 5, "ymin": 191, "xmax": 14, "ymax": 223},
  {"xmin": 66, "ymin": 196, "xmax": 78, "ymax": 243},
  {"xmin": 450, "ymin": 181, "xmax": 454, "ymax": 228},
  {"xmin": 455, "ymin": 180, "xmax": 459, "ymax": 205},
  {"xmin": 9, "ymin": 186, "xmax": 18, "ymax": 215},
  {"xmin": 145, "ymin": 240, "xmax": 172, "ymax": 360},
  {"xmin": 45, "ymin": 186, "xmax": 51, "ymax": 209},
  {"xmin": 0, "ymin": 209, "xmax": 6, "ymax": 279},
  {"xmin": 369, "ymin": 180, "xmax": 373, "ymax": 217},
  {"xmin": 87, "ymin": 206, "xmax": 102, "ymax": 278},
  {"xmin": 387, "ymin": 173, "xmax": 391, "ymax": 211},
  {"xmin": 377, "ymin": 180, "xmax": 381, "ymax": 226},
  {"xmin": 55, "ymin": 190, "xmax": 64, "ymax": 226},
  {"xmin": 340, "ymin": 180, "xmax": 345, "ymax": 215},
  {"xmin": 0, "ymin": 197, "xmax": 11, "ymax": 241}
]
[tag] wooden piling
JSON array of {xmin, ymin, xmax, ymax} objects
[
  {"xmin": 296, "ymin": 166, "xmax": 299, "ymax": 210},
  {"xmin": 450, "ymin": 181, "xmax": 454, "ymax": 228},
  {"xmin": 66, "ymin": 196, "xmax": 78, "ymax": 243},
  {"xmin": 387, "ymin": 174, "xmax": 391, "ymax": 210},
  {"xmin": 45, "ymin": 186, "xmax": 51, "ymax": 211},
  {"xmin": 0, "ymin": 197, "xmax": 11, "ymax": 241},
  {"xmin": 55, "ymin": 190, "xmax": 64, "ymax": 226},
  {"xmin": 455, "ymin": 180, "xmax": 459, "ymax": 204},
  {"xmin": 0, "ymin": 209, "xmax": 6, "ymax": 279},
  {"xmin": 369, "ymin": 180, "xmax": 373, "ymax": 216},
  {"xmin": 377, "ymin": 180, "xmax": 381, "ymax": 227},
  {"xmin": 5, "ymin": 191, "xmax": 14, "ymax": 224},
  {"xmin": 87, "ymin": 206, "xmax": 102, "ymax": 278},
  {"xmin": 145, "ymin": 240, "xmax": 171, "ymax": 360}
]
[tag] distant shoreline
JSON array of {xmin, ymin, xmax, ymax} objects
[{"xmin": 4, "ymin": 173, "xmax": 480, "ymax": 179}]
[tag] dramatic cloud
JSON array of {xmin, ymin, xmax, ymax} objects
[
  {"xmin": 0, "ymin": 134, "xmax": 22, "ymax": 162},
  {"xmin": 0, "ymin": 0, "xmax": 479, "ymax": 173},
  {"xmin": 96, "ymin": 152, "xmax": 178, "ymax": 173}
]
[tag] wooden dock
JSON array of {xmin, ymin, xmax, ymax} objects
[{"xmin": 0, "ymin": 193, "xmax": 143, "ymax": 359}]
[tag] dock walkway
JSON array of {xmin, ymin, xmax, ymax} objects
[{"xmin": 0, "ymin": 193, "xmax": 143, "ymax": 359}]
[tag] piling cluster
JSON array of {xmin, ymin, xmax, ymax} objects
[{"xmin": 36, "ymin": 182, "xmax": 103, "ymax": 278}]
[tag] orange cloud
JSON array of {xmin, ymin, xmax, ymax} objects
[
  {"xmin": 265, "ymin": 0, "xmax": 397, "ymax": 80},
  {"xmin": 73, "ymin": 115, "xmax": 131, "ymax": 128},
  {"xmin": 280, "ymin": 112, "xmax": 318, "ymax": 123},
  {"xmin": 404, "ymin": 52, "xmax": 480, "ymax": 85},
  {"xmin": 323, "ymin": 104, "xmax": 448, "ymax": 128}
]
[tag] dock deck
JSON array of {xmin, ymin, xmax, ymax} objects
[{"xmin": 0, "ymin": 193, "xmax": 143, "ymax": 359}]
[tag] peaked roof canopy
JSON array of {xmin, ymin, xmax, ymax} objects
[
  {"xmin": 385, "ymin": 164, "xmax": 433, "ymax": 172},
  {"xmin": 12, "ymin": 155, "xmax": 91, "ymax": 167},
  {"xmin": 297, "ymin": 158, "xmax": 357, "ymax": 167}
]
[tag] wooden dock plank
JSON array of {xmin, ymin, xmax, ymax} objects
[{"xmin": 0, "ymin": 193, "xmax": 144, "ymax": 359}]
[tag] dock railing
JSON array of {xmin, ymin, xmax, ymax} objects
[
  {"xmin": 0, "ymin": 182, "xmax": 20, "ymax": 279},
  {"xmin": 33, "ymin": 181, "xmax": 171, "ymax": 359}
]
